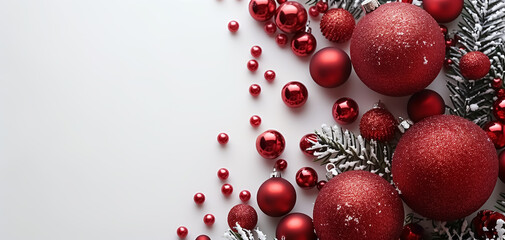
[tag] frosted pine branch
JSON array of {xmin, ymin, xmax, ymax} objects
[
  {"xmin": 432, "ymin": 220, "xmax": 475, "ymax": 240},
  {"xmin": 224, "ymin": 224, "xmax": 270, "ymax": 240}
]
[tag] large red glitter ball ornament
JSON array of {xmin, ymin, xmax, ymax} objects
[
  {"xmin": 400, "ymin": 223, "xmax": 424, "ymax": 240},
  {"xmin": 484, "ymin": 121, "xmax": 505, "ymax": 148},
  {"xmin": 313, "ymin": 171, "xmax": 404, "ymax": 240},
  {"xmin": 359, "ymin": 106, "xmax": 397, "ymax": 142},
  {"xmin": 256, "ymin": 130, "xmax": 285, "ymax": 159},
  {"xmin": 274, "ymin": 1, "xmax": 308, "ymax": 33},
  {"xmin": 392, "ymin": 115, "xmax": 498, "ymax": 221},
  {"xmin": 295, "ymin": 167, "xmax": 318, "ymax": 189},
  {"xmin": 407, "ymin": 89, "xmax": 446, "ymax": 122},
  {"xmin": 281, "ymin": 81, "xmax": 308, "ymax": 108},
  {"xmin": 299, "ymin": 133, "xmax": 317, "ymax": 156},
  {"xmin": 257, "ymin": 177, "xmax": 296, "ymax": 217},
  {"xmin": 459, "ymin": 51, "xmax": 491, "ymax": 80},
  {"xmin": 227, "ymin": 204, "xmax": 258, "ymax": 231},
  {"xmin": 291, "ymin": 31, "xmax": 317, "ymax": 57},
  {"xmin": 499, "ymin": 150, "xmax": 505, "ymax": 183},
  {"xmin": 276, "ymin": 213, "xmax": 317, "ymax": 240},
  {"xmin": 332, "ymin": 97, "xmax": 359, "ymax": 124},
  {"xmin": 350, "ymin": 2, "xmax": 445, "ymax": 96},
  {"xmin": 309, "ymin": 47, "xmax": 352, "ymax": 88},
  {"xmin": 423, "ymin": 0, "xmax": 463, "ymax": 23},
  {"xmin": 195, "ymin": 235, "xmax": 211, "ymax": 240},
  {"xmin": 494, "ymin": 97, "xmax": 505, "ymax": 122},
  {"xmin": 471, "ymin": 210, "xmax": 505, "ymax": 239},
  {"xmin": 249, "ymin": 0, "xmax": 277, "ymax": 22},
  {"xmin": 320, "ymin": 8, "xmax": 355, "ymax": 43}
]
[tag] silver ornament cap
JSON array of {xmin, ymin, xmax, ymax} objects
[{"xmin": 361, "ymin": 0, "xmax": 380, "ymax": 13}]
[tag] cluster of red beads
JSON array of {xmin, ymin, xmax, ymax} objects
[{"xmin": 308, "ymin": 1, "xmax": 328, "ymax": 17}]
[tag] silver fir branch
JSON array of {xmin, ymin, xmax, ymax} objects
[{"xmin": 224, "ymin": 224, "xmax": 270, "ymax": 240}]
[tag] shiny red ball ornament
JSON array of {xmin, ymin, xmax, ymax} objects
[
  {"xmin": 228, "ymin": 21, "xmax": 239, "ymax": 33},
  {"xmin": 471, "ymin": 210, "xmax": 505, "ymax": 239},
  {"xmin": 217, "ymin": 168, "xmax": 229, "ymax": 180},
  {"xmin": 400, "ymin": 223, "xmax": 424, "ymax": 240},
  {"xmin": 313, "ymin": 171, "xmax": 404, "ymax": 240},
  {"xmin": 407, "ymin": 89, "xmax": 446, "ymax": 123},
  {"xmin": 257, "ymin": 177, "xmax": 296, "ymax": 217},
  {"xmin": 274, "ymin": 1, "xmax": 308, "ymax": 33},
  {"xmin": 308, "ymin": 6, "xmax": 319, "ymax": 17},
  {"xmin": 256, "ymin": 130, "xmax": 286, "ymax": 159},
  {"xmin": 251, "ymin": 45, "xmax": 262, "ymax": 58},
  {"xmin": 499, "ymin": 151, "xmax": 505, "ymax": 183},
  {"xmin": 264, "ymin": 22, "xmax": 277, "ymax": 34},
  {"xmin": 350, "ymin": 2, "xmax": 445, "ymax": 96},
  {"xmin": 392, "ymin": 115, "xmax": 498, "ymax": 221},
  {"xmin": 484, "ymin": 121, "xmax": 505, "ymax": 148},
  {"xmin": 310, "ymin": 47, "xmax": 352, "ymax": 88},
  {"xmin": 276, "ymin": 213, "xmax": 317, "ymax": 240},
  {"xmin": 493, "ymin": 97, "xmax": 505, "ymax": 122},
  {"xmin": 498, "ymin": 89, "xmax": 505, "ymax": 98},
  {"xmin": 359, "ymin": 106, "xmax": 397, "ymax": 142},
  {"xmin": 315, "ymin": 1, "xmax": 328, "ymax": 13},
  {"xmin": 316, "ymin": 180, "xmax": 326, "ymax": 190},
  {"xmin": 264, "ymin": 70, "xmax": 276, "ymax": 82},
  {"xmin": 250, "ymin": 115, "xmax": 262, "ymax": 127},
  {"xmin": 203, "ymin": 214, "xmax": 215, "ymax": 226},
  {"xmin": 423, "ymin": 0, "xmax": 463, "ymax": 23},
  {"xmin": 239, "ymin": 190, "xmax": 251, "ymax": 202},
  {"xmin": 247, "ymin": 59, "xmax": 259, "ymax": 72},
  {"xmin": 295, "ymin": 167, "xmax": 318, "ymax": 189},
  {"xmin": 275, "ymin": 159, "xmax": 288, "ymax": 171},
  {"xmin": 249, "ymin": 84, "xmax": 261, "ymax": 97},
  {"xmin": 217, "ymin": 133, "xmax": 229, "ymax": 144},
  {"xmin": 332, "ymin": 97, "xmax": 359, "ymax": 124},
  {"xmin": 194, "ymin": 192, "xmax": 205, "ymax": 204},
  {"xmin": 276, "ymin": 33, "xmax": 288, "ymax": 46},
  {"xmin": 492, "ymin": 78, "xmax": 502, "ymax": 89},
  {"xmin": 195, "ymin": 235, "xmax": 211, "ymax": 240},
  {"xmin": 221, "ymin": 184, "xmax": 234, "ymax": 196},
  {"xmin": 249, "ymin": 0, "xmax": 277, "ymax": 22},
  {"xmin": 291, "ymin": 31, "xmax": 317, "ymax": 57},
  {"xmin": 440, "ymin": 24, "xmax": 448, "ymax": 35},
  {"xmin": 281, "ymin": 81, "xmax": 308, "ymax": 108},
  {"xmin": 227, "ymin": 204, "xmax": 258, "ymax": 231},
  {"xmin": 460, "ymin": 51, "xmax": 491, "ymax": 80},
  {"xmin": 299, "ymin": 133, "xmax": 317, "ymax": 156},
  {"xmin": 177, "ymin": 226, "xmax": 188, "ymax": 238},
  {"xmin": 320, "ymin": 8, "xmax": 355, "ymax": 43}
]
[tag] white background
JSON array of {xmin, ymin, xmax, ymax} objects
[{"xmin": 0, "ymin": 0, "xmax": 502, "ymax": 239}]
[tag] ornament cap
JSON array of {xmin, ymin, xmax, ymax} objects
[
  {"xmin": 361, "ymin": 0, "xmax": 380, "ymax": 13},
  {"xmin": 325, "ymin": 163, "xmax": 340, "ymax": 180},
  {"xmin": 398, "ymin": 117, "xmax": 414, "ymax": 133},
  {"xmin": 271, "ymin": 168, "xmax": 282, "ymax": 178},
  {"xmin": 373, "ymin": 101, "xmax": 387, "ymax": 110}
]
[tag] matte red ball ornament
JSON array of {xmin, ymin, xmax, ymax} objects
[
  {"xmin": 249, "ymin": 0, "xmax": 277, "ymax": 22},
  {"xmin": 177, "ymin": 226, "xmax": 188, "ymax": 238},
  {"xmin": 459, "ymin": 51, "xmax": 491, "ymax": 80},
  {"xmin": 250, "ymin": 115, "xmax": 262, "ymax": 127},
  {"xmin": 359, "ymin": 106, "xmax": 397, "ymax": 142},
  {"xmin": 332, "ymin": 97, "xmax": 359, "ymax": 124},
  {"xmin": 264, "ymin": 22, "xmax": 277, "ymax": 34},
  {"xmin": 218, "ymin": 168, "xmax": 229, "ymax": 180},
  {"xmin": 309, "ymin": 47, "xmax": 352, "ymax": 88},
  {"xmin": 350, "ymin": 2, "xmax": 445, "ymax": 96},
  {"xmin": 299, "ymin": 133, "xmax": 317, "ymax": 156},
  {"xmin": 251, "ymin": 45, "xmax": 262, "ymax": 58},
  {"xmin": 276, "ymin": 213, "xmax": 317, "ymax": 240},
  {"xmin": 423, "ymin": 0, "xmax": 463, "ymax": 23},
  {"xmin": 247, "ymin": 59, "xmax": 259, "ymax": 72},
  {"xmin": 274, "ymin": 1, "xmax": 308, "ymax": 33},
  {"xmin": 281, "ymin": 81, "xmax": 308, "ymax": 108},
  {"xmin": 227, "ymin": 204, "xmax": 258, "ymax": 231},
  {"xmin": 295, "ymin": 167, "xmax": 318, "ymax": 189},
  {"xmin": 228, "ymin": 21, "xmax": 239, "ymax": 32},
  {"xmin": 493, "ymin": 97, "xmax": 505, "ymax": 122},
  {"xmin": 276, "ymin": 33, "xmax": 288, "ymax": 46},
  {"xmin": 264, "ymin": 70, "xmax": 276, "ymax": 82},
  {"xmin": 392, "ymin": 115, "xmax": 498, "ymax": 221},
  {"xmin": 471, "ymin": 210, "xmax": 505, "ymax": 240},
  {"xmin": 195, "ymin": 235, "xmax": 211, "ymax": 240},
  {"xmin": 400, "ymin": 223, "xmax": 424, "ymax": 240},
  {"xmin": 203, "ymin": 214, "xmax": 215, "ymax": 226},
  {"xmin": 217, "ymin": 133, "xmax": 229, "ymax": 144},
  {"xmin": 313, "ymin": 171, "xmax": 404, "ymax": 240},
  {"xmin": 315, "ymin": 1, "xmax": 328, "ymax": 13},
  {"xmin": 257, "ymin": 177, "xmax": 296, "ymax": 217},
  {"xmin": 320, "ymin": 8, "xmax": 355, "ymax": 43},
  {"xmin": 222, "ymin": 184, "xmax": 234, "ymax": 196},
  {"xmin": 484, "ymin": 121, "xmax": 505, "ymax": 148},
  {"xmin": 291, "ymin": 31, "xmax": 317, "ymax": 57},
  {"xmin": 249, "ymin": 84, "xmax": 261, "ymax": 97},
  {"xmin": 239, "ymin": 190, "xmax": 251, "ymax": 202},
  {"xmin": 256, "ymin": 130, "xmax": 286, "ymax": 159},
  {"xmin": 275, "ymin": 159, "xmax": 288, "ymax": 171},
  {"xmin": 499, "ymin": 150, "xmax": 505, "ymax": 183},
  {"xmin": 194, "ymin": 192, "xmax": 205, "ymax": 204},
  {"xmin": 407, "ymin": 89, "xmax": 446, "ymax": 122}
]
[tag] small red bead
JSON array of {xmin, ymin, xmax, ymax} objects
[
  {"xmin": 277, "ymin": 0, "xmax": 287, "ymax": 3},
  {"xmin": 250, "ymin": 115, "xmax": 262, "ymax": 127},
  {"xmin": 440, "ymin": 25, "xmax": 448, "ymax": 35},
  {"xmin": 275, "ymin": 34, "xmax": 288, "ymax": 47},
  {"xmin": 249, "ymin": 84, "xmax": 261, "ymax": 97},
  {"xmin": 309, "ymin": 6, "xmax": 319, "ymax": 17},
  {"xmin": 492, "ymin": 78, "xmax": 503, "ymax": 89},
  {"xmin": 498, "ymin": 89, "xmax": 505, "ymax": 98},
  {"xmin": 264, "ymin": 22, "xmax": 277, "ymax": 35},
  {"xmin": 316, "ymin": 1, "xmax": 328, "ymax": 13},
  {"xmin": 264, "ymin": 70, "xmax": 276, "ymax": 82},
  {"xmin": 177, "ymin": 226, "xmax": 188, "ymax": 238},
  {"xmin": 203, "ymin": 214, "xmax": 215, "ymax": 226},
  {"xmin": 228, "ymin": 20, "xmax": 239, "ymax": 32},
  {"xmin": 275, "ymin": 159, "xmax": 288, "ymax": 171},
  {"xmin": 295, "ymin": 167, "xmax": 318, "ymax": 189},
  {"xmin": 239, "ymin": 190, "xmax": 251, "ymax": 202},
  {"xmin": 300, "ymin": 133, "xmax": 318, "ymax": 156},
  {"xmin": 221, "ymin": 184, "xmax": 233, "ymax": 196},
  {"xmin": 217, "ymin": 133, "xmax": 229, "ymax": 144},
  {"xmin": 247, "ymin": 59, "xmax": 259, "ymax": 72},
  {"xmin": 251, "ymin": 45, "xmax": 262, "ymax": 58},
  {"xmin": 332, "ymin": 97, "xmax": 359, "ymax": 124},
  {"xmin": 217, "ymin": 168, "xmax": 229, "ymax": 180},
  {"xmin": 444, "ymin": 58, "xmax": 453, "ymax": 69},
  {"xmin": 316, "ymin": 180, "xmax": 327, "ymax": 190},
  {"xmin": 194, "ymin": 192, "xmax": 205, "ymax": 204},
  {"xmin": 445, "ymin": 38, "xmax": 456, "ymax": 49},
  {"xmin": 195, "ymin": 235, "xmax": 211, "ymax": 240}
]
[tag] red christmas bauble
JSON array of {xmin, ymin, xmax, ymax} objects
[
  {"xmin": 350, "ymin": 2, "xmax": 445, "ymax": 96},
  {"xmin": 195, "ymin": 235, "xmax": 211, "ymax": 240},
  {"xmin": 407, "ymin": 89, "xmax": 446, "ymax": 122},
  {"xmin": 392, "ymin": 115, "xmax": 498, "ymax": 221},
  {"xmin": 249, "ymin": 0, "xmax": 277, "ymax": 22},
  {"xmin": 320, "ymin": 8, "xmax": 355, "ymax": 43},
  {"xmin": 460, "ymin": 51, "xmax": 491, "ymax": 80},
  {"xmin": 257, "ymin": 177, "xmax": 296, "ymax": 217},
  {"xmin": 400, "ymin": 223, "xmax": 424, "ymax": 240},
  {"xmin": 309, "ymin": 47, "xmax": 352, "ymax": 88},
  {"xmin": 274, "ymin": 1, "xmax": 308, "ymax": 33},
  {"xmin": 359, "ymin": 106, "xmax": 397, "ymax": 142},
  {"xmin": 227, "ymin": 204, "xmax": 258, "ymax": 231},
  {"xmin": 299, "ymin": 133, "xmax": 317, "ymax": 156},
  {"xmin": 484, "ymin": 121, "xmax": 505, "ymax": 148},
  {"xmin": 494, "ymin": 97, "xmax": 505, "ymax": 122},
  {"xmin": 291, "ymin": 31, "xmax": 317, "ymax": 57},
  {"xmin": 313, "ymin": 171, "xmax": 404, "ymax": 240},
  {"xmin": 423, "ymin": 0, "xmax": 463, "ymax": 23},
  {"xmin": 332, "ymin": 97, "xmax": 359, "ymax": 124},
  {"xmin": 295, "ymin": 167, "xmax": 318, "ymax": 189},
  {"xmin": 499, "ymin": 150, "xmax": 505, "ymax": 183},
  {"xmin": 276, "ymin": 213, "xmax": 317, "ymax": 240},
  {"xmin": 281, "ymin": 81, "xmax": 308, "ymax": 108},
  {"xmin": 471, "ymin": 210, "xmax": 505, "ymax": 239},
  {"xmin": 256, "ymin": 130, "xmax": 285, "ymax": 159}
]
